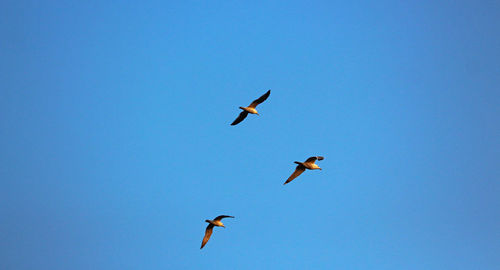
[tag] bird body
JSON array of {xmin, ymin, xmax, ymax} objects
[
  {"xmin": 231, "ymin": 90, "xmax": 271, "ymax": 125},
  {"xmin": 205, "ymin": 219, "xmax": 225, "ymax": 227},
  {"xmin": 284, "ymin": 156, "xmax": 324, "ymax": 185},
  {"xmin": 294, "ymin": 161, "xmax": 322, "ymax": 170},
  {"xmin": 239, "ymin": 106, "xmax": 259, "ymax": 115}
]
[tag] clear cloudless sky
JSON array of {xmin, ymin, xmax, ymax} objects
[{"xmin": 1, "ymin": 1, "xmax": 499, "ymax": 269}]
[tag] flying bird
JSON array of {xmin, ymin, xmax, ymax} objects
[
  {"xmin": 284, "ymin": 156, "xmax": 324, "ymax": 185},
  {"xmin": 231, "ymin": 90, "xmax": 271, "ymax": 125},
  {"xmin": 200, "ymin": 215, "xmax": 234, "ymax": 249}
]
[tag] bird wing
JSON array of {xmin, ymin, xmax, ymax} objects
[
  {"xmin": 248, "ymin": 90, "xmax": 271, "ymax": 108},
  {"xmin": 305, "ymin": 156, "xmax": 324, "ymax": 164},
  {"xmin": 201, "ymin": 223, "xmax": 214, "ymax": 249},
  {"xmin": 214, "ymin": 215, "xmax": 235, "ymax": 221},
  {"xmin": 284, "ymin": 165, "xmax": 306, "ymax": 185},
  {"xmin": 231, "ymin": 111, "xmax": 248, "ymax": 125}
]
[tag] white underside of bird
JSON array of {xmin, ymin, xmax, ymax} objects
[{"xmin": 239, "ymin": 106, "xmax": 258, "ymax": 115}]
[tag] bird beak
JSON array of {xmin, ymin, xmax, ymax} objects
[
  {"xmin": 257, "ymin": 113, "xmax": 260, "ymax": 116},
  {"xmin": 222, "ymin": 225, "xmax": 226, "ymax": 228},
  {"xmin": 319, "ymin": 168, "xmax": 322, "ymax": 170}
]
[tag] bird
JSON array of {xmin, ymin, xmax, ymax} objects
[
  {"xmin": 231, "ymin": 90, "xmax": 271, "ymax": 125},
  {"xmin": 200, "ymin": 215, "xmax": 234, "ymax": 249},
  {"xmin": 284, "ymin": 156, "xmax": 324, "ymax": 185}
]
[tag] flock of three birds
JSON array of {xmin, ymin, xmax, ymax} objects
[{"xmin": 201, "ymin": 90, "xmax": 324, "ymax": 249}]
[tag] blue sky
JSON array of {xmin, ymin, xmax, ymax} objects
[{"xmin": 1, "ymin": 1, "xmax": 499, "ymax": 269}]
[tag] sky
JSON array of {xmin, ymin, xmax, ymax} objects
[{"xmin": 1, "ymin": 1, "xmax": 499, "ymax": 269}]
